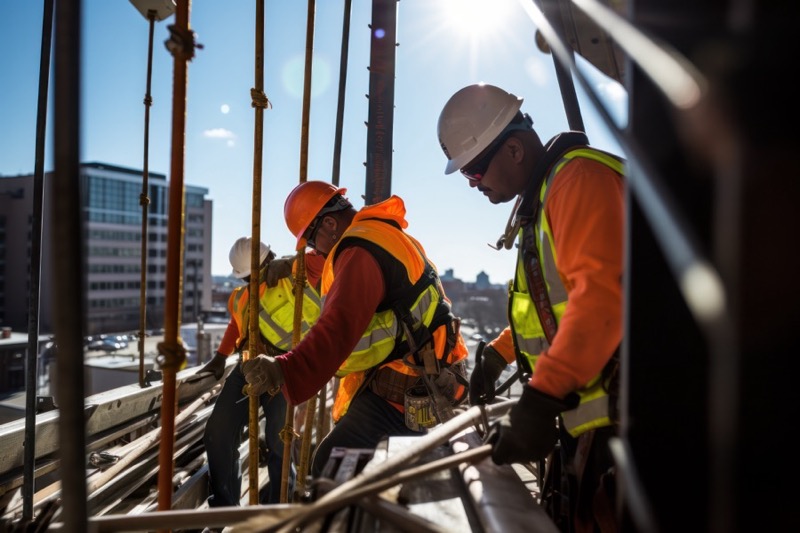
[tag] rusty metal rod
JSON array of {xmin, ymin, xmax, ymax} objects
[{"xmin": 157, "ymin": 0, "xmax": 193, "ymax": 520}]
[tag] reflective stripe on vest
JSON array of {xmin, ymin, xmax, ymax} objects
[
  {"xmin": 229, "ymin": 275, "xmax": 321, "ymax": 352},
  {"xmin": 335, "ymin": 283, "xmax": 439, "ymax": 375},
  {"xmin": 258, "ymin": 276, "xmax": 321, "ymax": 351},
  {"xmin": 510, "ymin": 148, "xmax": 623, "ymax": 437},
  {"xmin": 322, "ymin": 216, "xmax": 441, "ymax": 376},
  {"xmin": 324, "ymin": 203, "xmax": 444, "ymax": 420}
]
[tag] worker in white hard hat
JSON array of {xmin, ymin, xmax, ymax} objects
[
  {"xmin": 438, "ymin": 83, "xmax": 626, "ymax": 532},
  {"xmin": 198, "ymin": 236, "xmax": 324, "ymax": 506}
]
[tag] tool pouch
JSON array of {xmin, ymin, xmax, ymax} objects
[
  {"xmin": 401, "ymin": 342, "xmax": 469, "ymax": 431},
  {"xmin": 404, "ymin": 384, "xmax": 438, "ymax": 431}
]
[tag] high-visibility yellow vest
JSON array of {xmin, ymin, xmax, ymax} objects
[
  {"xmin": 229, "ymin": 272, "xmax": 321, "ymax": 353},
  {"xmin": 510, "ymin": 148, "xmax": 624, "ymax": 437}
]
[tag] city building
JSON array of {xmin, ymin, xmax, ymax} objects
[
  {"xmin": 0, "ymin": 162, "xmax": 212, "ymax": 335},
  {"xmin": 0, "ymin": 328, "xmax": 51, "ymax": 396},
  {"xmin": 440, "ymin": 268, "xmax": 508, "ymax": 338}
]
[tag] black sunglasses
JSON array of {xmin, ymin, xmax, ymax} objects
[
  {"xmin": 304, "ymin": 216, "xmax": 322, "ymax": 249},
  {"xmin": 460, "ymin": 136, "xmax": 507, "ymax": 182},
  {"xmin": 459, "ymin": 112, "xmax": 534, "ymax": 182}
]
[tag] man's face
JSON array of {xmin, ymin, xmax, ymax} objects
[
  {"xmin": 461, "ymin": 137, "xmax": 519, "ymax": 204},
  {"xmin": 303, "ymin": 215, "xmax": 335, "ymax": 256}
]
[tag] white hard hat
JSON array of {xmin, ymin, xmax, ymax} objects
[
  {"xmin": 437, "ymin": 83, "xmax": 524, "ymax": 174},
  {"xmin": 229, "ymin": 237, "xmax": 270, "ymax": 279}
]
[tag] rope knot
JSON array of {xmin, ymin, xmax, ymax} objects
[
  {"xmin": 250, "ymin": 88, "xmax": 272, "ymax": 110},
  {"xmin": 156, "ymin": 340, "xmax": 187, "ymax": 371},
  {"xmin": 165, "ymin": 24, "xmax": 203, "ymax": 60},
  {"xmin": 279, "ymin": 424, "xmax": 299, "ymax": 444}
]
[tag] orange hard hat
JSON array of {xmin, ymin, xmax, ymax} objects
[{"xmin": 284, "ymin": 181, "xmax": 348, "ymax": 250}]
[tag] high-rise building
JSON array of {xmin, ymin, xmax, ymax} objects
[{"xmin": 0, "ymin": 162, "xmax": 212, "ymax": 335}]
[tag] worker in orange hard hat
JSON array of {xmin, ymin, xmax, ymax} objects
[
  {"xmin": 283, "ymin": 180, "xmax": 351, "ymax": 251},
  {"xmin": 242, "ymin": 180, "xmax": 470, "ymax": 478},
  {"xmin": 198, "ymin": 236, "xmax": 325, "ymax": 506},
  {"xmin": 438, "ymin": 83, "xmax": 626, "ymax": 532}
]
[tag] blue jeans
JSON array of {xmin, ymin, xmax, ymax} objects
[
  {"xmin": 310, "ymin": 388, "xmax": 425, "ymax": 477},
  {"xmin": 203, "ymin": 362, "xmax": 295, "ymax": 505}
]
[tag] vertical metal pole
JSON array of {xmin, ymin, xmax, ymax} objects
[
  {"xmin": 138, "ymin": 12, "xmax": 156, "ymax": 388},
  {"xmin": 364, "ymin": 0, "xmax": 398, "ymax": 204},
  {"xmin": 23, "ymin": 0, "xmax": 54, "ymax": 520},
  {"xmin": 287, "ymin": 0, "xmax": 317, "ymax": 502},
  {"xmin": 538, "ymin": 0, "xmax": 585, "ymax": 133},
  {"xmin": 53, "ymin": 0, "xmax": 88, "ymax": 529},
  {"xmin": 297, "ymin": 0, "xmax": 315, "ymax": 187},
  {"xmin": 330, "ymin": 0, "xmax": 352, "ymax": 187},
  {"xmin": 247, "ymin": 0, "xmax": 267, "ymax": 505},
  {"xmin": 157, "ymin": 0, "xmax": 192, "ymax": 520}
]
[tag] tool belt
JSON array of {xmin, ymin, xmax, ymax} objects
[
  {"xmin": 368, "ymin": 358, "xmax": 468, "ymax": 431},
  {"xmin": 368, "ymin": 332, "xmax": 469, "ymax": 432},
  {"xmin": 369, "ymin": 366, "xmax": 419, "ymax": 406},
  {"xmin": 369, "ymin": 314, "xmax": 468, "ymax": 407},
  {"xmin": 368, "ymin": 358, "xmax": 469, "ymax": 406},
  {"xmin": 235, "ymin": 333, "xmax": 283, "ymax": 359},
  {"xmin": 364, "ymin": 267, "xmax": 470, "ymax": 429}
]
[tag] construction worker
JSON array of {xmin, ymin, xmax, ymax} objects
[
  {"xmin": 198, "ymin": 237, "xmax": 323, "ymax": 506},
  {"xmin": 437, "ymin": 83, "xmax": 625, "ymax": 532},
  {"xmin": 241, "ymin": 181, "xmax": 470, "ymax": 478}
]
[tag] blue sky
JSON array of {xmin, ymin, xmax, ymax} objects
[{"xmin": 0, "ymin": 0, "xmax": 625, "ymax": 284}]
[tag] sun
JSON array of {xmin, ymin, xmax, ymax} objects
[
  {"xmin": 439, "ymin": 0, "xmax": 514, "ymax": 36},
  {"xmin": 416, "ymin": 0, "xmax": 519, "ymax": 78}
]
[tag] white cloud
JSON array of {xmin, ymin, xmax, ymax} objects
[{"xmin": 204, "ymin": 128, "xmax": 235, "ymax": 139}]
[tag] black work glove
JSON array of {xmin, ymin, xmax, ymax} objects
[
  {"xmin": 487, "ymin": 386, "xmax": 576, "ymax": 465},
  {"xmin": 265, "ymin": 254, "xmax": 296, "ymax": 288},
  {"xmin": 469, "ymin": 344, "xmax": 507, "ymax": 405},
  {"xmin": 198, "ymin": 352, "xmax": 227, "ymax": 381},
  {"xmin": 242, "ymin": 354, "xmax": 284, "ymax": 396}
]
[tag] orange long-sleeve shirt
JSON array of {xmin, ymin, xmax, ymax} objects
[{"xmin": 489, "ymin": 157, "xmax": 624, "ymax": 399}]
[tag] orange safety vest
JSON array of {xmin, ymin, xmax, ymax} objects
[{"xmin": 322, "ymin": 196, "xmax": 468, "ymax": 421}]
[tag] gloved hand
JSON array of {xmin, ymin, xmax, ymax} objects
[
  {"xmin": 469, "ymin": 344, "xmax": 507, "ymax": 405},
  {"xmin": 198, "ymin": 352, "xmax": 227, "ymax": 381},
  {"xmin": 266, "ymin": 254, "xmax": 296, "ymax": 287},
  {"xmin": 487, "ymin": 385, "xmax": 576, "ymax": 465},
  {"xmin": 242, "ymin": 354, "xmax": 284, "ymax": 396}
]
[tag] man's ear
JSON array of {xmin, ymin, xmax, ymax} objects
[
  {"xmin": 506, "ymin": 136, "xmax": 524, "ymax": 163},
  {"xmin": 323, "ymin": 214, "xmax": 338, "ymax": 233}
]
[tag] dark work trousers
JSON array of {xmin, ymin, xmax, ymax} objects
[
  {"xmin": 203, "ymin": 362, "xmax": 295, "ymax": 505},
  {"xmin": 559, "ymin": 424, "xmax": 617, "ymax": 533},
  {"xmin": 310, "ymin": 388, "xmax": 425, "ymax": 478}
]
